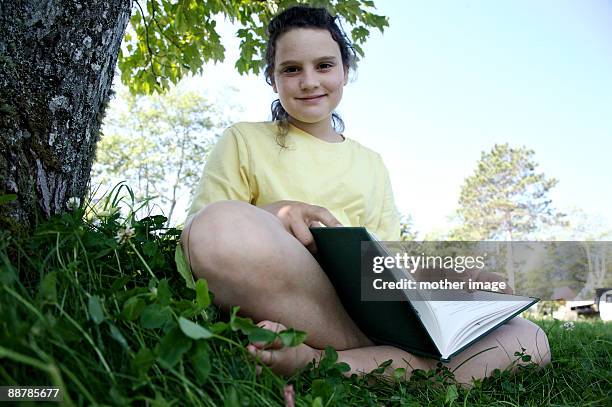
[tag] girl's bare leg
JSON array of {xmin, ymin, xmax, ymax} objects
[
  {"xmin": 181, "ymin": 200, "xmax": 373, "ymax": 350},
  {"xmin": 249, "ymin": 317, "xmax": 550, "ymax": 384}
]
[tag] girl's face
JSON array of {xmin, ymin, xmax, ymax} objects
[{"xmin": 272, "ymin": 28, "xmax": 348, "ymax": 129}]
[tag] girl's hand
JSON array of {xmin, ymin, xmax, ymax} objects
[{"xmin": 261, "ymin": 200, "xmax": 343, "ymax": 254}]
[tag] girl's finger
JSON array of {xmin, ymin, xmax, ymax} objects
[
  {"xmin": 289, "ymin": 221, "xmax": 317, "ymax": 253},
  {"xmin": 309, "ymin": 206, "xmax": 343, "ymax": 227}
]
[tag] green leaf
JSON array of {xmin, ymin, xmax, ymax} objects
[
  {"xmin": 229, "ymin": 307, "xmax": 257, "ymax": 335},
  {"xmin": 158, "ymin": 326, "xmax": 193, "ymax": 368},
  {"xmin": 311, "ymin": 379, "xmax": 334, "ymax": 400},
  {"xmin": 445, "ymin": 384, "xmax": 458, "ymax": 405},
  {"xmin": 122, "ymin": 297, "xmax": 146, "ymax": 321},
  {"xmin": 39, "ymin": 272, "xmax": 57, "ymax": 303},
  {"xmin": 175, "ymin": 245, "xmax": 196, "ymax": 289},
  {"xmin": 0, "ymin": 194, "xmax": 17, "ymax": 205},
  {"xmin": 247, "ymin": 327, "xmax": 277, "ymax": 345},
  {"xmin": 319, "ymin": 346, "xmax": 339, "ymax": 370},
  {"xmin": 393, "ymin": 367, "xmax": 406, "ymax": 380},
  {"xmin": 178, "ymin": 317, "xmax": 213, "ymax": 340},
  {"xmin": 157, "ymin": 279, "xmax": 172, "ymax": 306},
  {"xmin": 335, "ymin": 362, "xmax": 351, "ymax": 372},
  {"xmin": 142, "ymin": 241, "xmax": 158, "ymax": 257},
  {"xmin": 190, "ymin": 341, "xmax": 211, "ymax": 384},
  {"xmin": 210, "ymin": 321, "xmax": 228, "ymax": 334},
  {"xmin": 279, "ymin": 328, "xmax": 307, "ymax": 347},
  {"xmin": 132, "ymin": 347, "xmax": 155, "ymax": 377},
  {"xmin": 139, "ymin": 215, "xmax": 167, "ymax": 230},
  {"xmin": 111, "ymin": 275, "xmax": 131, "ymax": 293},
  {"xmin": 379, "ymin": 359, "xmax": 393, "ymax": 369},
  {"xmin": 324, "ymin": 346, "xmax": 338, "ymax": 363},
  {"xmin": 88, "ymin": 295, "xmax": 105, "ymax": 325},
  {"xmin": 140, "ymin": 303, "xmax": 172, "ymax": 329},
  {"xmin": 108, "ymin": 323, "xmax": 129, "ymax": 350},
  {"xmin": 175, "ymin": 4, "xmax": 186, "ymax": 32},
  {"xmin": 195, "ymin": 279, "xmax": 210, "ymax": 308}
]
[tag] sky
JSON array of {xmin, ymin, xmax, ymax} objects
[{"xmin": 160, "ymin": 0, "xmax": 612, "ymax": 235}]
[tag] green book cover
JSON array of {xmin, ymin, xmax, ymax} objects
[{"xmin": 309, "ymin": 226, "xmax": 539, "ymax": 362}]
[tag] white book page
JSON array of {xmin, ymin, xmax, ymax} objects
[
  {"xmin": 428, "ymin": 300, "xmax": 532, "ymax": 358},
  {"xmin": 367, "ymin": 234, "xmax": 534, "ymax": 359}
]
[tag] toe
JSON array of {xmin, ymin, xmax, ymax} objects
[
  {"xmin": 257, "ymin": 349, "xmax": 275, "ymax": 365},
  {"xmin": 253, "ymin": 320, "xmax": 287, "ymax": 350},
  {"xmin": 247, "ymin": 344, "xmax": 275, "ymax": 365},
  {"xmin": 257, "ymin": 320, "xmax": 288, "ymax": 332}
]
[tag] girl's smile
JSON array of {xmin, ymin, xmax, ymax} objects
[{"xmin": 296, "ymin": 94, "xmax": 327, "ymax": 103}]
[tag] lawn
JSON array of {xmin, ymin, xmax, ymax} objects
[{"xmin": 1, "ymin": 191, "xmax": 610, "ymax": 406}]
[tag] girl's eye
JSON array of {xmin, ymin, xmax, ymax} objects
[
  {"xmin": 318, "ymin": 62, "xmax": 333, "ymax": 70},
  {"xmin": 283, "ymin": 67, "xmax": 300, "ymax": 73}
]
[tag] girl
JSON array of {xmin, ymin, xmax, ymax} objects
[{"xmin": 181, "ymin": 5, "xmax": 550, "ymax": 382}]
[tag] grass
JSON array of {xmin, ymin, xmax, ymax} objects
[{"xmin": 0, "ymin": 187, "xmax": 610, "ymax": 406}]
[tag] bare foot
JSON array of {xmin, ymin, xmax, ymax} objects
[{"xmin": 247, "ymin": 320, "xmax": 323, "ymax": 376}]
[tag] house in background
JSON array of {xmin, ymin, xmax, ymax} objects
[
  {"xmin": 596, "ymin": 288, "xmax": 612, "ymax": 321},
  {"xmin": 551, "ymin": 286, "xmax": 612, "ymax": 320}
]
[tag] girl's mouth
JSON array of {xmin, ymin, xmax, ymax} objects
[{"xmin": 297, "ymin": 94, "xmax": 326, "ymax": 102}]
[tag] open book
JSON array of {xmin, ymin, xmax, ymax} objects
[{"xmin": 310, "ymin": 226, "xmax": 539, "ymax": 362}]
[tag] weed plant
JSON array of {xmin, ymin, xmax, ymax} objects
[{"xmin": 0, "ymin": 185, "xmax": 610, "ymax": 406}]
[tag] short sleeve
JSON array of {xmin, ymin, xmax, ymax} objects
[
  {"xmin": 376, "ymin": 159, "xmax": 401, "ymax": 241},
  {"xmin": 185, "ymin": 126, "xmax": 254, "ymax": 221}
]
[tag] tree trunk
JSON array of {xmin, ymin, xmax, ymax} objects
[{"xmin": 0, "ymin": 0, "xmax": 132, "ymax": 231}]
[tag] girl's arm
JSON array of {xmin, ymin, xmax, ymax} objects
[{"xmin": 186, "ymin": 126, "xmax": 254, "ymax": 221}]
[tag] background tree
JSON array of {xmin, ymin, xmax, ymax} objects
[
  {"xmin": 450, "ymin": 143, "xmax": 565, "ymax": 289},
  {"xmin": 537, "ymin": 208, "xmax": 611, "ymax": 299},
  {"xmin": 399, "ymin": 214, "xmax": 418, "ymax": 241},
  {"xmin": 451, "ymin": 144, "xmax": 564, "ymax": 241},
  {"xmin": 0, "ymin": 0, "xmax": 388, "ymax": 230},
  {"xmin": 91, "ymin": 85, "xmax": 230, "ymax": 226}
]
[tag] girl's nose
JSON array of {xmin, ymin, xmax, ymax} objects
[{"xmin": 299, "ymin": 69, "xmax": 320, "ymax": 90}]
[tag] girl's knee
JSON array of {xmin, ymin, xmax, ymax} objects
[
  {"xmin": 528, "ymin": 320, "xmax": 551, "ymax": 367},
  {"xmin": 180, "ymin": 200, "xmax": 286, "ymax": 283},
  {"xmin": 511, "ymin": 318, "xmax": 551, "ymax": 367}
]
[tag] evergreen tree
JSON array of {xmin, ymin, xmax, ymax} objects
[{"xmin": 452, "ymin": 143, "xmax": 564, "ymax": 241}]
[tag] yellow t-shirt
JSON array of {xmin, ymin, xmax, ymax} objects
[{"xmin": 186, "ymin": 122, "xmax": 400, "ymax": 241}]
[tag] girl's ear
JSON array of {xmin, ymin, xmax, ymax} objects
[
  {"xmin": 343, "ymin": 66, "xmax": 349, "ymax": 85},
  {"xmin": 271, "ymin": 77, "xmax": 278, "ymax": 93}
]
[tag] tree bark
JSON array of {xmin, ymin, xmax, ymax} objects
[{"xmin": 0, "ymin": 0, "xmax": 131, "ymax": 230}]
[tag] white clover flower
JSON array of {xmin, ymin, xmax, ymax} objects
[
  {"xmin": 562, "ymin": 321, "xmax": 575, "ymax": 331},
  {"xmin": 66, "ymin": 196, "xmax": 81, "ymax": 210},
  {"xmin": 97, "ymin": 207, "xmax": 120, "ymax": 218},
  {"xmin": 115, "ymin": 224, "xmax": 135, "ymax": 244}
]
